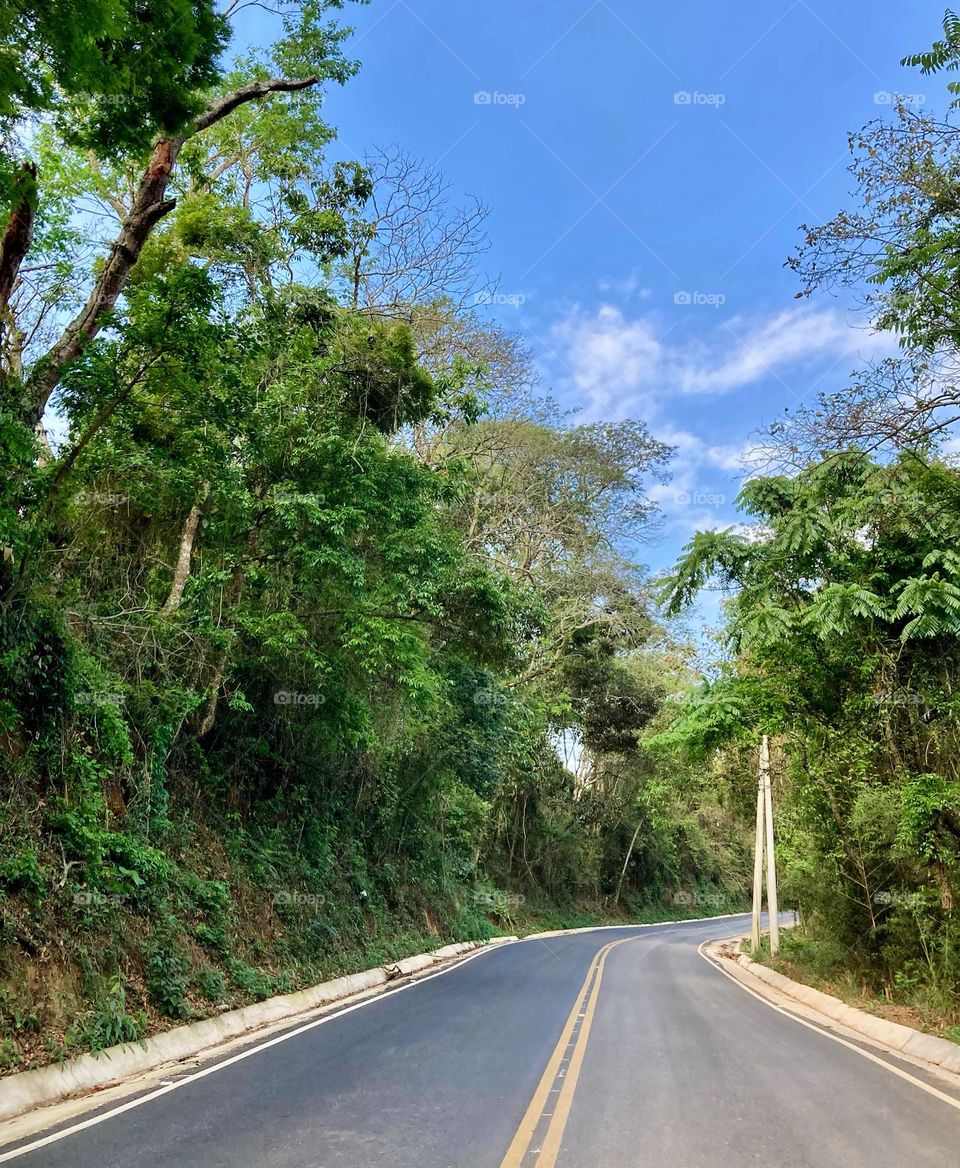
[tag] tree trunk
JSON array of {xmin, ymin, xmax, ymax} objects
[
  {"xmin": 20, "ymin": 77, "xmax": 319, "ymax": 424},
  {"xmin": 613, "ymin": 821, "xmax": 643, "ymax": 905},
  {"xmin": 0, "ymin": 164, "xmax": 36, "ymax": 313},
  {"xmin": 198, "ymin": 657, "xmax": 229, "ymax": 739},
  {"xmin": 197, "ymin": 524, "xmax": 258, "ymax": 738},
  {"xmin": 162, "ymin": 485, "xmax": 209, "ymax": 613}
]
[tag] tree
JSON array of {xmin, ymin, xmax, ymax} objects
[
  {"xmin": 0, "ymin": 0, "xmax": 749, "ymax": 1072},
  {"xmin": 773, "ymin": 12, "xmax": 960, "ymax": 457},
  {"xmin": 0, "ymin": 1, "xmax": 229, "ymax": 194},
  {"xmin": 1, "ymin": 2, "xmax": 363, "ymax": 424},
  {"xmin": 338, "ymin": 145, "xmax": 493, "ymax": 314},
  {"xmin": 661, "ymin": 451, "xmax": 960, "ymax": 981}
]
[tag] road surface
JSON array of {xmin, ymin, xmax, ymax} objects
[{"xmin": 2, "ymin": 913, "xmax": 959, "ymax": 1166}]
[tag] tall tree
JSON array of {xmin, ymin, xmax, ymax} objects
[{"xmin": 773, "ymin": 12, "xmax": 960, "ymax": 457}]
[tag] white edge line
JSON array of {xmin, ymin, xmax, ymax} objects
[
  {"xmin": 697, "ymin": 939, "xmax": 960, "ymax": 1116},
  {"xmin": 0, "ymin": 944, "xmax": 505, "ymax": 1163},
  {"xmin": 0, "ymin": 914, "xmax": 752, "ymax": 1162}
]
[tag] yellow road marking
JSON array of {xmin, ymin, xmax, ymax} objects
[{"xmin": 499, "ymin": 937, "xmax": 634, "ymax": 1168}]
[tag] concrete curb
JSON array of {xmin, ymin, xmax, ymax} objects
[
  {"xmin": 0, "ymin": 911, "xmax": 752, "ymax": 1124},
  {"xmin": 727, "ymin": 946, "xmax": 960, "ymax": 1075},
  {"xmin": 0, "ymin": 937, "xmax": 516, "ymax": 1123}
]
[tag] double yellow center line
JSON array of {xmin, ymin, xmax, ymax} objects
[{"xmin": 499, "ymin": 937, "xmax": 636, "ymax": 1168}]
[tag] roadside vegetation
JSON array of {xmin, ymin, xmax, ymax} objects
[
  {"xmin": 660, "ymin": 14, "xmax": 960, "ymax": 1040},
  {"xmin": 5, "ymin": 1, "xmax": 959, "ymax": 1076},
  {"xmin": 0, "ymin": 1, "xmax": 751, "ymax": 1072}
]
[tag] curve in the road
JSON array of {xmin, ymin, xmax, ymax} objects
[{"xmin": 1, "ymin": 914, "xmax": 958, "ymax": 1168}]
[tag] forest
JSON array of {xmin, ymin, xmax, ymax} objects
[{"xmin": 0, "ymin": 0, "xmax": 958, "ymax": 1071}]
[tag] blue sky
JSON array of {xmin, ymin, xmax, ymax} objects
[{"xmin": 248, "ymin": 1, "xmax": 947, "ymax": 621}]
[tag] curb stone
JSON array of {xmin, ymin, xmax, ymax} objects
[
  {"xmin": 0, "ymin": 911, "xmax": 751, "ymax": 1125},
  {"xmin": 726, "ymin": 946, "xmax": 960, "ymax": 1076},
  {"xmin": 0, "ymin": 937, "xmax": 517, "ymax": 1123}
]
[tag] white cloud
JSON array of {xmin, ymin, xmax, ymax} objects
[
  {"xmin": 659, "ymin": 428, "xmax": 781, "ymax": 478},
  {"xmin": 551, "ymin": 305, "xmax": 661, "ymax": 418},
  {"xmin": 940, "ymin": 433, "xmax": 960, "ymax": 465},
  {"xmin": 641, "ymin": 427, "xmax": 791, "ymax": 541},
  {"xmin": 597, "ymin": 269, "xmax": 652, "ymax": 301},
  {"xmin": 550, "ymin": 303, "xmax": 894, "ymax": 421},
  {"xmin": 675, "ymin": 309, "xmax": 860, "ymax": 394}
]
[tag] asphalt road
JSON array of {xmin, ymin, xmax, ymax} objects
[{"xmin": 3, "ymin": 913, "xmax": 960, "ymax": 1167}]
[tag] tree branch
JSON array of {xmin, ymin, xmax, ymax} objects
[
  {"xmin": 163, "ymin": 485, "xmax": 210, "ymax": 614},
  {"xmin": 23, "ymin": 76, "xmax": 318, "ymax": 422},
  {"xmin": 193, "ymin": 75, "xmax": 317, "ymax": 134}
]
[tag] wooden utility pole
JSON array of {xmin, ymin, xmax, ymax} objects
[{"xmin": 761, "ymin": 735, "xmax": 780, "ymax": 955}]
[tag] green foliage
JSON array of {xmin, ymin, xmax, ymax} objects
[
  {"xmin": 903, "ymin": 11, "xmax": 960, "ymax": 103},
  {"xmin": 226, "ymin": 958, "xmax": 273, "ymax": 1002},
  {"xmin": 663, "ymin": 450, "xmax": 960, "ymax": 1007},
  {"xmin": 449, "ymin": 904, "xmax": 494, "ymax": 942},
  {"xmin": 0, "ymin": 0, "xmax": 753, "ymax": 1075},
  {"xmin": 0, "ymin": 0, "xmax": 229, "ymax": 194},
  {"xmin": 0, "ymin": 849, "xmax": 45, "ymax": 898},
  {"xmin": 777, "ymin": 929, "xmax": 849, "ymax": 981},
  {"xmin": 900, "ymin": 773, "xmax": 960, "ymax": 861},
  {"xmin": 192, "ymin": 966, "xmax": 228, "ymax": 1003},
  {"xmin": 145, "ymin": 936, "xmax": 193, "ymax": 1019},
  {"xmin": 77, "ymin": 973, "xmax": 146, "ymax": 1051}
]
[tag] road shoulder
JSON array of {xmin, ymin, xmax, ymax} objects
[
  {"xmin": 0, "ymin": 937, "xmax": 518, "ymax": 1149},
  {"xmin": 702, "ymin": 934, "xmax": 960, "ymax": 1096}
]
